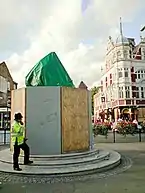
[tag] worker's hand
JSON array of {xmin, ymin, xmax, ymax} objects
[
  {"xmin": 20, "ymin": 121, "xmax": 24, "ymax": 125},
  {"xmin": 24, "ymin": 138, "xmax": 28, "ymax": 141}
]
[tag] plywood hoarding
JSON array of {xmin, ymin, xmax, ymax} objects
[{"xmin": 61, "ymin": 87, "xmax": 90, "ymax": 153}]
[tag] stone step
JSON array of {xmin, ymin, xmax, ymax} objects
[
  {"xmin": 29, "ymin": 149, "xmax": 99, "ymax": 160},
  {"xmin": 0, "ymin": 149, "xmax": 110, "ymax": 167},
  {"xmin": 22, "ymin": 152, "xmax": 110, "ymax": 167},
  {"xmin": 4, "ymin": 149, "xmax": 99, "ymax": 161},
  {"xmin": 0, "ymin": 149, "xmax": 100, "ymax": 162},
  {"xmin": 0, "ymin": 150, "xmax": 121, "ymax": 176}
]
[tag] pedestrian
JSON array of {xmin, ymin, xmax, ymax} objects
[{"xmin": 11, "ymin": 113, "xmax": 33, "ymax": 171}]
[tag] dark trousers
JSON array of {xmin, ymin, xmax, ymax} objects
[{"xmin": 13, "ymin": 142, "xmax": 30, "ymax": 168}]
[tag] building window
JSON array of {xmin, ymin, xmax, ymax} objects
[
  {"xmin": 136, "ymin": 69, "xmax": 145, "ymax": 79},
  {"xmin": 7, "ymin": 82, "xmax": 10, "ymax": 91},
  {"xmin": 138, "ymin": 73, "xmax": 140, "ymax": 79},
  {"xmin": 110, "ymin": 73, "xmax": 112, "ymax": 85},
  {"xmin": 125, "ymin": 86, "xmax": 130, "ymax": 98},
  {"xmin": 136, "ymin": 87, "xmax": 139, "ymax": 98},
  {"xmin": 119, "ymin": 87, "xmax": 124, "ymax": 98},
  {"xmin": 129, "ymin": 50, "xmax": 132, "ymax": 58},
  {"xmin": 118, "ymin": 72, "xmax": 122, "ymax": 78},
  {"xmin": 124, "ymin": 50, "xmax": 128, "ymax": 59},
  {"xmin": 141, "ymin": 87, "xmax": 145, "ymax": 98},
  {"xmin": 117, "ymin": 51, "xmax": 121, "ymax": 59},
  {"xmin": 124, "ymin": 68, "xmax": 129, "ymax": 78},
  {"xmin": 125, "ymin": 71, "xmax": 128, "ymax": 77},
  {"xmin": 142, "ymin": 50, "xmax": 145, "ymax": 60},
  {"xmin": 13, "ymin": 83, "xmax": 17, "ymax": 90},
  {"xmin": 118, "ymin": 68, "xmax": 123, "ymax": 78},
  {"xmin": 0, "ymin": 76, "xmax": 7, "ymax": 93}
]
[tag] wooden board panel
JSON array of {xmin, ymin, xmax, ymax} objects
[
  {"xmin": 61, "ymin": 87, "xmax": 90, "ymax": 153},
  {"xmin": 10, "ymin": 88, "xmax": 26, "ymax": 151},
  {"xmin": 138, "ymin": 108, "xmax": 145, "ymax": 121}
]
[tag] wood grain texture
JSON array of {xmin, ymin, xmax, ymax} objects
[
  {"xmin": 10, "ymin": 88, "xmax": 26, "ymax": 151},
  {"xmin": 138, "ymin": 108, "xmax": 145, "ymax": 121},
  {"xmin": 61, "ymin": 87, "xmax": 90, "ymax": 153}
]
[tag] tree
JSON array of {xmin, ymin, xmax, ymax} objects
[{"xmin": 91, "ymin": 86, "xmax": 100, "ymax": 115}]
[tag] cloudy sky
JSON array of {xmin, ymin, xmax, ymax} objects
[{"xmin": 0, "ymin": 0, "xmax": 145, "ymax": 87}]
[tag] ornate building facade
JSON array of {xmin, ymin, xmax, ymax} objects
[{"xmin": 94, "ymin": 21, "xmax": 145, "ymax": 122}]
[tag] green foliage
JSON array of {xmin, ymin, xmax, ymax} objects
[
  {"xmin": 93, "ymin": 122, "xmax": 110, "ymax": 138},
  {"xmin": 115, "ymin": 122, "xmax": 136, "ymax": 137},
  {"xmin": 91, "ymin": 86, "xmax": 100, "ymax": 115}
]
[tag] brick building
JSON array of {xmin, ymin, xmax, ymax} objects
[{"xmin": 0, "ymin": 62, "xmax": 17, "ymax": 107}]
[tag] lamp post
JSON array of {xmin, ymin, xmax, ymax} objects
[
  {"xmin": 3, "ymin": 79, "xmax": 9, "ymax": 144},
  {"xmin": 133, "ymin": 97, "xmax": 137, "ymax": 120}
]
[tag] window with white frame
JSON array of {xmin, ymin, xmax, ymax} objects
[
  {"xmin": 124, "ymin": 68, "xmax": 129, "ymax": 78},
  {"xmin": 141, "ymin": 87, "xmax": 145, "ymax": 98},
  {"xmin": 136, "ymin": 69, "xmax": 145, "ymax": 79},
  {"xmin": 118, "ymin": 68, "xmax": 123, "ymax": 78},
  {"xmin": 125, "ymin": 86, "xmax": 130, "ymax": 98},
  {"xmin": 119, "ymin": 87, "xmax": 124, "ymax": 98},
  {"xmin": 136, "ymin": 87, "xmax": 139, "ymax": 98}
]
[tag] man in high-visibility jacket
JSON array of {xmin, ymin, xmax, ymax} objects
[{"xmin": 11, "ymin": 113, "xmax": 33, "ymax": 171}]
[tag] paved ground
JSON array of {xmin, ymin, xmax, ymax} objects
[{"xmin": 0, "ymin": 143, "xmax": 145, "ymax": 193}]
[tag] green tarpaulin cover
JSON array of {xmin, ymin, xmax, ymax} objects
[{"xmin": 25, "ymin": 52, "xmax": 74, "ymax": 87}]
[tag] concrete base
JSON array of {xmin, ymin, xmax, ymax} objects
[{"xmin": 0, "ymin": 148, "xmax": 121, "ymax": 176}]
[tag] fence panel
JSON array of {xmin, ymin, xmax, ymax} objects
[{"xmin": 95, "ymin": 131, "xmax": 145, "ymax": 143}]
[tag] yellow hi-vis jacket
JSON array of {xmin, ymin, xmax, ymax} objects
[{"xmin": 11, "ymin": 121, "xmax": 25, "ymax": 145}]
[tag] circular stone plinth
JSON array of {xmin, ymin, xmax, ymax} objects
[{"xmin": 0, "ymin": 148, "xmax": 121, "ymax": 176}]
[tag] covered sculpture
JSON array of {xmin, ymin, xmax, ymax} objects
[{"xmin": 25, "ymin": 52, "xmax": 74, "ymax": 87}]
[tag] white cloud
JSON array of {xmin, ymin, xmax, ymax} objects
[{"xmin": 0, "ymin": 0, "xmax": 144, "ymax": 87}]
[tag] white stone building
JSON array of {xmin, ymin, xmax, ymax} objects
[{"xmin": 94, "ymin": 21, "xmax": 145, "ymax": 122}]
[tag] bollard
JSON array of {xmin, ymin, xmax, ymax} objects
[
  {"xmin": 4, "ymin": 129, "xmax": 6, "ymax": 145},
  {"xmin": 113, "ymin": 130, "xmax": 116, "ymax": 143},
  {"xmin": 139, "ymin": 129, "xmax": 141, "ymax": 142}
]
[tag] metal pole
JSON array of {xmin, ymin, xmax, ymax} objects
[
  {"xmin": 4, "ymin": 69, "xmax": 9, "ymax": 145},
  {"xmin": 4, "ymin": 80, "xmax": 8, "ymax": 145},
  {"xmin": 113, "ymin": 130, "xmax": 116, "ymax": 143},
  {"xmin": 139, "ymin": 128, "xmax": 141, "ymax": 142}
]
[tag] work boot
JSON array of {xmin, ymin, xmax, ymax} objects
[
  {"xmin": 13, "ymin": 167, "xmax": 22, "ymax": 171},
  {"xmin": 24, "ymin": 160, "xmax": 33, "ymax": 165}
]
